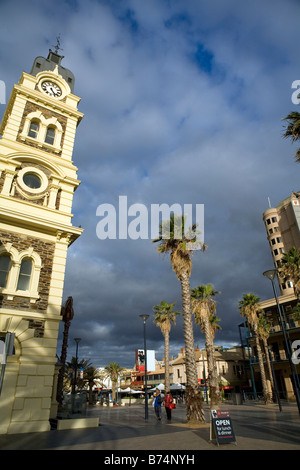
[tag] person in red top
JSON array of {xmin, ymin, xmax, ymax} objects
[{"xmin": 164, "ymin": 391, "xmax": 174, "ymax": 421}]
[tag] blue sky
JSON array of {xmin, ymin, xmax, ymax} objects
[{"xmin": 1, "ymin": 0, "xmax": 300, "ymax": 368}]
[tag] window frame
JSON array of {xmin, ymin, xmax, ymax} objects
[
  {"xmin": 0, "ymin": 245, "xmax": 41, "ymax": 303},
  {"xmin": 0, "ymin": 253, "xmax": 12, "ymax": 289},
  {"xmin": 20, "ymin": 112, "xmax": 63, "ymax": 152}
]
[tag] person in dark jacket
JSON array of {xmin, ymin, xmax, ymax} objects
[
  {"xmin": 153, "ymin": 388, "xmax": 163, "ymax": 420},
  {"xmin": 164, "ymin": 391, "xmax": 174, "ymax": 421}
]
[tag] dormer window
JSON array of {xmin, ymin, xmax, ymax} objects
[{"xmin": 28, "ymin": 120, "xmax": 40, "ymax": 139}]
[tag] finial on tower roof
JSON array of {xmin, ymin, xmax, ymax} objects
[{"xmin": 51, "ymin": 34, "xmax": 63, "ymax": 55}]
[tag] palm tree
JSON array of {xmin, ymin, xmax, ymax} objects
[
  {"xmin": 104, "ymin": 362, "xmax": 124, "ymax": 403},
  {"xmin": 279, "ymin": 247, "xmax": 300, "ymax": 298},
  {"xmin": 257, "ymin": 313, "xmax": 275, "ymax": 400},
  {"xmin": 292, "ymin": 303, "xmax": 300, "ymax": 322},
  {"xmin": 191, "ymin": 284, "xmax": 221, "ymax": 408},
  {"xmin": 282, "ymin": 111, "xmax": 300, "ymax": 162},
  {"xmin": 67, "ymin": 358, "xmax": 92, "ymax": 392},
  {"xmin": 238, "ymin": 293, "xmax": 272, "ymax": 404},
  {"xmin": 153, "ymin": 300, "xmax": 180, "ymax": 392},
  {"xmin": 84, "ymin": 366, "xmax": 104, "ymax": 405},
  {"xmin": 153, "ymin": 214, "xmax": 206, "ymax": 423}
]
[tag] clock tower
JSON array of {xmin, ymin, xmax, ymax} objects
[{"xmin": 0, "ymin": 48, "xmax": 83, "ymax": 434}]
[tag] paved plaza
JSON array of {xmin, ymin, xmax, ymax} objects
[{"xmin": 0, "ymin": 401, "xmax": 300, "ymax": 452}]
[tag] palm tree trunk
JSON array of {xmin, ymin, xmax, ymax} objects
[
  {"xmin": 254, "ymin": 329, "xmax": 272, "ymax": 404},
  {"xmin": 180, "ymin": 271, "xmax": 205, "ymax": 422},
  {"xmin": 164, "ymin": 331, "xmax": 170, "ymax": 392},
  {"xmin": 263, "ymin": 338, "xmax": 274, "ymax": 400},
  {"xmin": 112, "ymin": 379, "xmax": 117, "ymax": 403},
  {"xmin": 203, "ymin": 309, "xmax": 221, "ymax": 408},
  {"xmin": 88, "ymin": 382, "xmax": 93, "ymax": 405}
]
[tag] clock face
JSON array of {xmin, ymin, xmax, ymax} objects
[{"xmin": 41, "ymin": 81, "xmax": 62, "ymax": 97}]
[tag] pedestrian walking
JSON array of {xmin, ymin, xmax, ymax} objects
[
  {"xmin": 164, "ymin": 391, "xmax": 174, "ymax": 421},
  {"xmin": 153, "ymin": 388, "xmax": 163, "ymax": 420}
]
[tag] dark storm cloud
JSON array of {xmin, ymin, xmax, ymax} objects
[{"xmin": 1, "ymin": 0, "xmax": 300, "ymax": 367}]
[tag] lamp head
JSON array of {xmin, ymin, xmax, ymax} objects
[
  {"xmin": 139, "ymin": 314, "xmax": 149, "ymax": 323},
  {"xmin": 263, "ymin": 270, "xmax": 276, "ymax": 281}
]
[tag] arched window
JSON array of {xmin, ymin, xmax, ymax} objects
[
  {"xmin": 28, "ymin": 120, "xmax": 40, "ymax": 139},
  {"xmin": 0, "ymin": 254, "xmax": 11, "ymax": 288},
  {"xmin": 45, "ymin": 126, "xmax": 55, "ymax": 145},
  {"xmin": 17, "ymin": 258, "xmax": 32, "ymax": 291}
]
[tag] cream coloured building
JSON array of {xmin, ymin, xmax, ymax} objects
[
  {"xmin": 246, "ymin": 192, "xmax": 300, "ymax": 402},
  {"xmin": 0, "ymin": 48, "xmax": 83, "ymax": 434},
  {"xmin": 170, "ymin": 347, "xmax": 249, "ymax": 392},
  {"xmin": 263, "ymin": 192, "xmax": 300, "ymax": 295}
]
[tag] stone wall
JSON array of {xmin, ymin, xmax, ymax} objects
[{"xmin": 0, "ymin": 229, "xmax": 55, "ymax": 312}]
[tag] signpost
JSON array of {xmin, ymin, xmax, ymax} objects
[{"xmin": 210, "ymin": 409, "xmax": 236, "ymax": 446}]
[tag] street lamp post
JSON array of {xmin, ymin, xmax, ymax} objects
[
  {"xmin": 263, "ymin": 270, "xmax": 300, "ymax": 414},
  {"xmin": 268, "ymin": 345, "xmax": 282, "ymax": 412},
  {"xmin": 72, "ymin": 337, "xmax": 81, "ymax": 414},
  {"xmin": 139, "ymin": 314, "xmax": 149, "ymax": 420},
  {"xmin": 72, "ymin": 337, "xmax": 81, "ymax": 394}
]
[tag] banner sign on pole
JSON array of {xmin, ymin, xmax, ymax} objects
[{"xmin": 210, "ymin": 409, "xmax": 236, "ymax": 446}]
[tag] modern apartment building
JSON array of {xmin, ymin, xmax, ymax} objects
[
  {"xmin": 244, "ymin": 192, "xmax": 300, "ymax": 402},
  {"xmin": 263, "ymin": 191, "xmax": 300, "ymax": 295}
]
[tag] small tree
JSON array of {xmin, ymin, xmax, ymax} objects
[
  {"xmin": 191, "ymin": 284, "xmax": 221, "ymax": 408},
  {"xmin": 239, "ymin": 294, "xmax": 272, "ymax": 404},
  {"xmin": 153, "ymin": 300, "xmax": 180, "ymax": 392},
  {"xmin": 104, "ymin": 362, "xmax": 125, "ymax": 403},
  {"xmin": 258, "ymin": 313, "xmax": 274, "ymax": 400},
  {"xmin": 84, "ymin": 367, "xmax": 104, "ymax": 405}
]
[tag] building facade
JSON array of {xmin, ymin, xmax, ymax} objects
[
  {"xmin": 130, "ymin": 346, "xmax": 249, "ymax": 396},
  {"xmin": 245, "ymin": 192, "xmax": 300, "ymax": 402},
  {"xmin": 263, "ymin": 192, "xmax": 300, "ymax": 295},
  {"xmin": 252, "ymin": 295, "xmax": 300, "ymax": 401},
  {"xmin": 0, "ymin": 49, "xmax": 83, "ymax": 434}
]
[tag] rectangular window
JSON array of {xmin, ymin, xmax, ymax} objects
[
  {"xmin": 0, "ymin": 254, "xmax": 11, "ymax": 288},
  {"xmin": 17, "ymin": 258, "xmax": 32, "ymax": 291},
  {"xmin": 28, "ymin": 121, "xmax": 39, "ymax": 139},
  {"xmin": 45, "ymin": 127, "xmax": 55, "ymax": 145}
]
